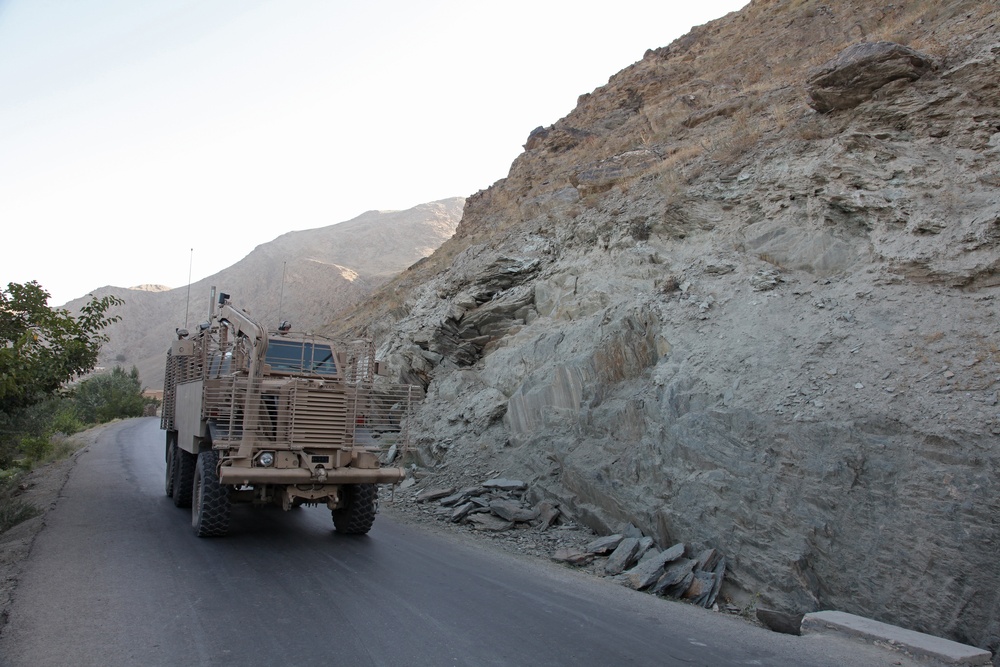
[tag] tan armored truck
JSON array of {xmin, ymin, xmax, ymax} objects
[{"xmin": 160, "ymin": 289, "xmax": 415, "ymax": 537}]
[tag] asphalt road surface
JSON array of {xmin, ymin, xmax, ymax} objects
[{"xmin": 0, "ymin": 419, "xmax": 921, "ymax": 666}]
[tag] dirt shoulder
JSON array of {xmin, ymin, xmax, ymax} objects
[{"xmin": 0, "ymin": 423, "xmax": 119, "ymax": 631}]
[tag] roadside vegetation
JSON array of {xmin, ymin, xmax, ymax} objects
[{"xmin": 0, "ymin": 281, "xmax": 152, "ymax": 532}]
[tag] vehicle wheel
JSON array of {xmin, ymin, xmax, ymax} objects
[
  {"xmin": 192, "ymin": 449, "xmax": 230, "ymax": 537},
  {"xmin": 164, "ymin": 432, "xmax": 177, "ymax": 498},
  {"xmin": 172, "ymin": 447, "xmax": 196, "ymax": 508},
  {"xmin": 332, "ymin": 484, "xmax": 378, "ymax": 535}
]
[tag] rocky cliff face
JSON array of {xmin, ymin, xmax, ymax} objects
[{"xmin": 335, "ymin": 0, "xmax": 1000, "ymax": 652}]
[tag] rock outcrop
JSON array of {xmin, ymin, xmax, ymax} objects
[
  {"xmin": 806, "ymin": 41, "xmax": 934, "ymax": 113},
  {"xmin": 335, "ymin": 0, "xmax": 1000, "ymax": 653}
]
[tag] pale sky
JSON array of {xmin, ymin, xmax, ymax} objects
[{"xmin": 0, "ymin": 0, "xmax": 747, "ymax": 307}]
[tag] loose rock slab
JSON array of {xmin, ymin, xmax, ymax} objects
[
  {"xmin": 466, "ymin": 513, "xmax": 514, "ymax": 532},
  {"xmin": 604, "ymin": 537, "xmax": 641, "ymax": 576},
  {"xmin": 805, "ymin": 41, "xmax": 933, "ymax": 113},
  {"xmin": 415, "ymin": 487, "xmax": 456, "ymax": 503},
  {"xmin": 535, "ymin": 500, "xmax": 561, "ymax": 529},
  {"xmin": 756, "ymin": 608, "xmax": 804, "ymax": 636},
  {"xmin": 586, "ymin": 534, "xmax": 624, "ymax": 554},
  {"xmin": 622, "ymin": 543, "xmax": 687, "ymax": 590},
  {"xmin": 651, "ymin": 558, "xmax": 697, "ymax": 596},
  {"xmin": 489, "ymin": 499, "xmax": 538, "ymax": 522},
  {"xmin": 482, "ymin": 478, "xmax": 527, "ymax": 491},
  {"xmin": 551, "ymin": 548, "xmax": 595, "ymax": 566}
]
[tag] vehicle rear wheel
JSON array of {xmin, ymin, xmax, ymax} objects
[
  {"xmin": 164, "ymin": 432, "xmax": 177, "ymax": 498},
  {"xmin": 172, "ymin": 446, "xmax": 196, "ymax": 508},
  {"xmin": 192, "ymin": 449, "xmax": 230, "ymax": 537},
  {"xmin": 332, "ymin": 484, "xmax": 378, "ymax": 535}
]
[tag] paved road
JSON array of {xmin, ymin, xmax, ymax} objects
[{"xmin": 1, "ymin": 419, "xmax": 921, "ymax": 666}]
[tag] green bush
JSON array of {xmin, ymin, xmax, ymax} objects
[
  {"xmin": 19, "ymin": 435, "xmax": 51, "ymax": 463},
  {"xmin": 0, "ymin": 395, "xmax": 88, "ymax": 467},
  {"xmin": 50, "ymin": 401, "xmax": 85, "ymax": 436},
  {"xmin": 74, "ymin": 365, "xmax": 145, "ymax": 424},
  {"xmin": 1, "ymin": 281, "xmax": 121, "ymax": 414},
  {"xmin": 0, "ymin": 281, "xmax": 122, "ymax": 468}
]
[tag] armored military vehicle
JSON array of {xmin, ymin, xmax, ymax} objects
[{"xmin": 161, "ymin": 289, "xmax": 415, "ymax": 536}]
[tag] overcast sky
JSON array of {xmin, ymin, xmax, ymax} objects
[{"xmin": 0, "ymin": 0, "xmax": 747, "ymax": 307}]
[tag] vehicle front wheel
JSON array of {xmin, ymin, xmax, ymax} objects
[
  {"xmin": 332, "ymin": 484, "xmax": 378, "ymax": 535},
  {"xmin": 192, "ymin": 449, "xmax": 230, "ymax": 537}
]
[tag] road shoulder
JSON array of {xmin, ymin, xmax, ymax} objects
[{"xmin": 0, "ymin": 422, "xmax": 120, "ymax": 634}]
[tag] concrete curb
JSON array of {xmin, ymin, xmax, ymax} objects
[{"xmin": 801, "ymin": 611, "xmax": 992, "ymax": 665}]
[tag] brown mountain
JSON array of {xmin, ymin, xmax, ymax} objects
[
  {"xmin": 324, "ymin": 0, "xmax": 1000, "ymax": 651},
  {"xmin": 69, "ymin": 198, "xmax": 463, "ymax": 390}
]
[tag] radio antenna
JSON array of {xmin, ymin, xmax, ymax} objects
[
  {"xmin": 277, "ymin": 261, "xmax": 287, "ymax": 326},
  {"xmin": 184, "ymin": 248, "xmax": 193, "ymax": 328}
]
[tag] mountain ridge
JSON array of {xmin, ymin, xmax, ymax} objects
[{"xmin": 67, "ymin": 198, "xmax": 464, "ymax": 390}]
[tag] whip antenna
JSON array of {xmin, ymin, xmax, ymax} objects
[
  {"xmin": 277, "ymin": 261, "xmax": 286, "ymax": 326},
  {"xmin": 184, "ymin": 248, "xmax": 193, "ymax": 328}
]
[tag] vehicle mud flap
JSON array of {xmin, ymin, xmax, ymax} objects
[
  {"xmin": 192, "ymin": 449, "xmax": 231, "ymax": 537},
  {"xmin": 332, "ymin": 483, "xmax": 378, "ymax": 535},
  {"xmin": 172, "ymin": 446, "xmax": 196, "ymax": 508},
  {"xmin": 165, "ymin": 432, "xmax": 177, "ymax": 498}
]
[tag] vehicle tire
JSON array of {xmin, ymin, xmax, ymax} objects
[
  {"xmin": 332, "ymin": 484, "xmax": 378, "ymax": 535},
  {"xmin": 164, "ymin": 432, "xmax": 177, "ymax": 498},
  {"xmin": 192, "ymin": 449, "xmax": 230, "ymax": 537},
  {"xmin": 172, "ymin": 447, "xmax": 196, "ymax": 508}
]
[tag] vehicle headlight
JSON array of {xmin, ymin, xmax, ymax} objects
[{"xmin": 258, "ymin": 451, "xmax": 275, "ymax": 467}]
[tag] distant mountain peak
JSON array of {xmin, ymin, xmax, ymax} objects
[
  {"xmin": 88, "ymin": 199, "xmax": 464, "ymax": 393},
  {"xmin": 127, "ymin": 284, "xmax": 172, "ymax": 293}
]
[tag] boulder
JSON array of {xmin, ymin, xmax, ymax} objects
[
  {"xmin": 489, "ymin": 499, "xmax": 539, "ymax": 523},
  {"xmin": 621, "ymin": 544, "xmax": 687, "ymax": 590},
  {"xmin": 534, "ymin": 500, "xmax": 561, "ymax": 529},
  {"xmin": 415, "ymin": 486, "xmax": 456, "ymax": 503},
  {"xmin": 634, "ymin": 536, "xmax": 656, "ymax": 562},
  {"xmin": 695, "ymin": 548, "xmax": 722, "ymax": 573},
  {"xmin": 659, "ymin": 571, "xmax": 695, "ymax": 599},
  {"xmin": 805, "ymin": 41, "xmax": 933, "ymax": 112},
  {"xmin": 439, "ymin": 486, "xmax": 484, "ymax": 507},
  {"xmin": 466, "ymin": 513, "xmax": 514, "ymax": 532},
  {"xmin": 651, "ymin": 558, "xmax": 697, "ymax": 597},
  {"xmin": 684, "ymin": 557, "xmax": 726, "ymax": 609},
  {"xmin": 450, "ymin": 502, "xmax": 477, "ymax": 523},
  {"xmin": 586, "ymin": 534, "xmax": 625, "ymax": 554},
  {"xmin": 604, "ymin": 537, "xmax": 642, "ymax": 576},
  {"xmin": 482, "ymin": 478, "xmax": 528, "ymax": 491},
  {"xmin": 551, "ymin": 548, "xmax": 595, "ymax": 566},
  {"xmin": 756, "ymin": 608, "xmax": 804, "ymax": 636}
]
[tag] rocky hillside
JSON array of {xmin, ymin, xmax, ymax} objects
[
  {"xmin": 68, "ymin": 198, "xmax": 463, "ymax": 390},
  {"xmin": 330, "ymin": 0, "xmax": 1000, "ymax": 653}
]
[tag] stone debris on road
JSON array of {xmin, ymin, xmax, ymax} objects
[{"xmin": 397, "ymin": 472, "xmax": 728, "ymax": 611}]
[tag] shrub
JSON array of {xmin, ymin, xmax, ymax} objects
[
  {"xmin": 19, "ymin": 436, "xmax": 51, "ymax": 463},
  {"xmin": 74, "ymin": 365, "xmax": 145, "ymax": 424}
]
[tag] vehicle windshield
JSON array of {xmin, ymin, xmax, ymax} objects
[{"xmin": 265, "ymin": 340, "xmax": 337, "ymax": 375}]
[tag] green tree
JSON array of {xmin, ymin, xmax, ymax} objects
[
  {"xmin": 0, "ymin": 281, "xmax": 122, "ymax": 413},
  {"xmin": 74, "ymin": 365, "xmax": 146, "ymax": 424}
]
